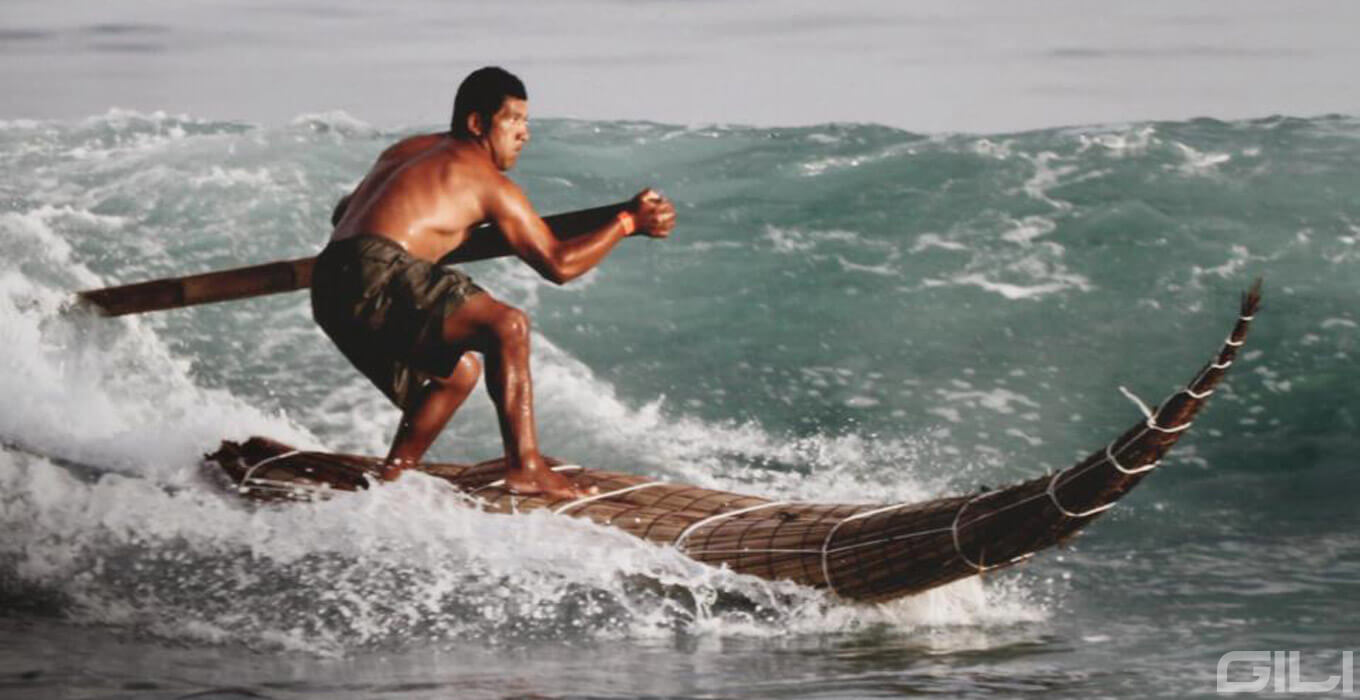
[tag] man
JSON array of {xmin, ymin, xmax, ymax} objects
[{"xmin": 314, "ymin": 66, "xmax": 676, "ymax": 498}]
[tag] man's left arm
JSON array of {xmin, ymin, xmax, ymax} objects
[{"xmin": 488, "ymin": 184, "xmax": 675, "ymax": 285}]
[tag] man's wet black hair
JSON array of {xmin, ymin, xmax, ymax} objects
[{"xmin": 451, "ymin": 66, "xmax": 527, "ymax": 138}]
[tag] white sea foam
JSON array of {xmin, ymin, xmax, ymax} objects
[
  {"xmin": 912, "ymin": 179, "xmax": 1092, "ymax": 301},
  {"xmin": 61, "ymin": 109, "xmax": 217, "ymax": 160},
  {"xmin": 971, "ymin": 138, "xmax": 1014, "ymax": 159},
  {"xmin": 1004, "ymin": 428, "xmax": 1044, "ymax": 447},
  {"xmin": 1018, "ymin": 152, "xmax": 1077, "ymax": 212},
  {"xmin": 1000, "ymin": 215, "xmax": 1058, "ymax": 245},
  {"xmin": 190, "ymin": 166, "xmax": 276, "ymax": 188},
  {"xmin": 798, "ymin": 141, "xmax": 914, "ymax": 177},
  {"xmin": 942, "ymin": 269, "xmax": 1092, "ymax": 300},
  {"xmin": 762, "ymin": 226, "xmax": 901, "ymax": 279},
  {"xmin": 937, "ymin": 387, "xmax": 1042, "ymax": 415},
  {"xmin": 911, "ymin": 233, "xmax": 970, "ymax": 253},
  {"xmin": 0, "ymin": 205, "xmax": 315, "ymax": 479},
  {"xmin": 763, "ymin": 225, "xmax": 866, "ymax": 253},
  {"xmin": 288, "ymin": 110, "xmax": 377, "ymax": 137},
  {"xmin": 836, "ymin": 255, "xmax": 898, "ymax": 277},
  {"xmin": 1076, "ymin": 125, "xmax": 1158, "ymax": 156},
  {"xmin": 927, "ymin": 407, "xmax": 963, "ymax": 424},
  {"xmin": 1173, "ymin": 142, "xmax": 1232, "ymax": 175},
  {"xmin": 1190, "ymin": 244, "xmax": 1254, "ymax": 281}
]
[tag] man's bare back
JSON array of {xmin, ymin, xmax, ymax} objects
[
  {"xmin": 314, "ymin": 67, "xmax": 675, "ymax": 499},
  {"xmin": 332, "ymin": 133, "xmax": 504, "ymax": 262}
]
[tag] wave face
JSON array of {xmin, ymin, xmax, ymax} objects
[{"xmin": 1, "ymin": 111, "xmax": 1357, "ymax": 695}]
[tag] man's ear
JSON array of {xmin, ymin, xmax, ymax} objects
[{"xmin": 466, "ymin": 112, "xmax": 484, "ymax": 138}]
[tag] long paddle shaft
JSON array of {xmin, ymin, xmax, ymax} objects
[{"xmin": 77, "ymin": 201, "xmax": 628, "ymax": 317}]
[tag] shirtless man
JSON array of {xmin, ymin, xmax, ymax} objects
[{"xmin": 314, "ymin": 66, "xmax": 676, "ymax": 498}]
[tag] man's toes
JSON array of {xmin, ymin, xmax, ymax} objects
[{"xmin": 503, "ymin": 475, "xmax": 544, "ymax": 496}]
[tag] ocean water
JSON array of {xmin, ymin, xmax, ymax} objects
[{"xmin": 1, "ymin": 110, "xmax": 1357, "ymax": 699}]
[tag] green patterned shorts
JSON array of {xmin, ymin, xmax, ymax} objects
[{"xmin": 311, "ymin": 235, "xmax": 484, "ymax": 410}]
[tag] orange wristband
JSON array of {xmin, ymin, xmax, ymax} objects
[{"xmin": 616, "ymin": 210, "xmax": 636, "ymax": 236}]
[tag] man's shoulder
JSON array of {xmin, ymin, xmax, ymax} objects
[
  {"xmin": 381, "ymin": 139, "xmax": 497, "ymax": 185},
  {"xmin": 438, "ymin": 146, "xmax": 513, "ymax": 188},
  {"xmin": 379, "ymin": 132, "xmax": 447, "ymax": 164},
  {"xmin": 377, "ymin": 138, "xmax": 514, "ymax": 202}
]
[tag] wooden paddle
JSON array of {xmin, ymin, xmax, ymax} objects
[{"xmin": 76, "ymin": 201, "xmax": 628, "ymax": 317}]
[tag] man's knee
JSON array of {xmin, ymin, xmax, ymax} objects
[
  {"xmin": 491, "ymin": 307, "xmax": 530, "ymax": 346},
  {"xmin": 430, "ymin": 352, "xmax": 481, "ymax": 391},
  {"xmin": 454, "ymin": 352, "xmax": 482, "ymax": 382}
]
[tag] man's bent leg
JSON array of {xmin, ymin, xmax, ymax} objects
[
  {"xmin": 437, "ymin": 293, "xmax": 592, "ymax": 499},
  {"xmin": 381, "ymin": 353, "xmax": 482, "ymax": 480}
]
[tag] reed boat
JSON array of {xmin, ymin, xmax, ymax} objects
[{"xmin": 207, "ymin": 284, "xmax": 1260, "ymax": 603}]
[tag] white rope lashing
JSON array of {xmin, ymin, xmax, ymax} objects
[
  {"xmin": 468, "ymin": 463, "xmax": 584, "ymax": 497},
  {"xmin": 1119, "ymin": 385, "xmax": 1192, "ymax": 433},
  {"xmin": 1107, "ymin": 440, "xmax": 1158, "ymax": 475},
  {"xmin": 1046, "ymin": 471, "xmax": 1117, "ymax": 518},
  {"xmin": 237, "ymin": 450, "xmax": 306, "ymax": 495},
  {"xmin": 553, "ymin": 481, "xmax": 665, "ymax": 514},
  {"xmin": 671, "ymin": 501, "xmax": 796, "ymax": 550},
  {"xmin": 950, "ymin": 491, "xmax": 1037, "ymax": 573},
  {"xmin": 819, "ymin": 502, "xmax": 916, "ymax": 595}
]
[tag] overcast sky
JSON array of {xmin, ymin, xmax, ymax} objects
[{"xmin": 3, "ymin": 0, "xmax": 1358, "ymax": 133}]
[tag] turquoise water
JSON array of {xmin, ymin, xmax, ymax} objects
[{"xmin": 1, "ymin": 111, "xmax": 1357, "ymax": 698}]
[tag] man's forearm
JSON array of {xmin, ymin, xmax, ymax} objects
[
  {"xmin": 540, "ymin": 213, "xmax": 634, "ymax": 284},
  {"xmin": 438, "ymin": 201, "xmax": 629, "ymax": 267}
]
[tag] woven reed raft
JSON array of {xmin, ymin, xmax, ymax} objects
[{"xmin": 207, "ymin": 285, "xmax": 1260, "ymax": 604}]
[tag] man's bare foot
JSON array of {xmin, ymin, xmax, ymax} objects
[
  {"xmin": 380, "ymin": 457, "xmax": 416, "ymax": 482},
  {"xmin": 503, "ymin": 463, "xmax": 597, "ymax": 499}
]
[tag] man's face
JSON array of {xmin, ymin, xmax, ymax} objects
[{"xmin": 483, "ymin": 97, "xmax": 530, "ymax": 171}]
